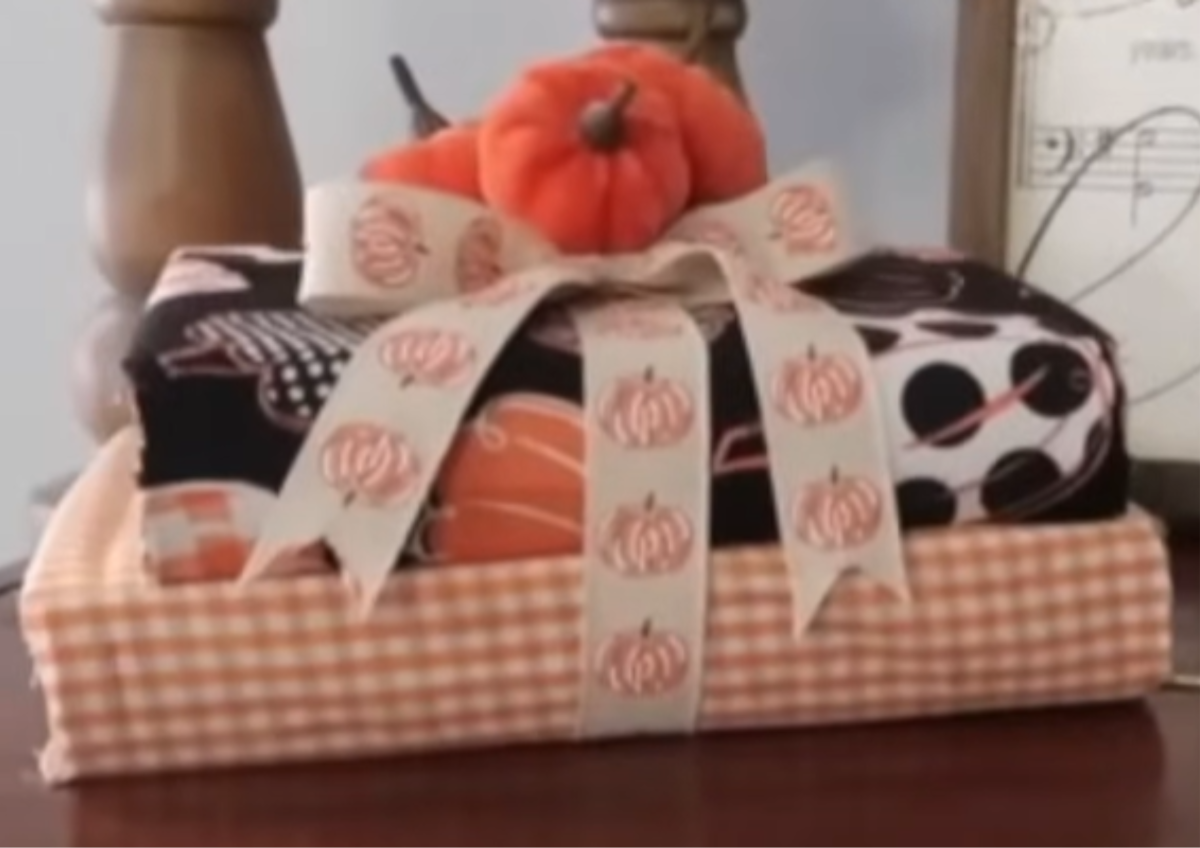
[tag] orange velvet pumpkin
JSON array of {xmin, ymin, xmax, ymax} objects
[
  {"xmin": 477, "ymin": 58, "xmax": 691, "ymax": 255},
  {"xmin": 360, "ymin": 125, "xmax": 482, "ymax": 200},
  {"xmin": 584, "ymin": 41, "xmax": 768, "ymax": 205},
  {"xmin": 359, "ymin": 55, "xmax": 483, "ymax": 201}
]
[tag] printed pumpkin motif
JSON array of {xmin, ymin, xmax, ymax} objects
[
  {"xmin": 350, "ymin": 196, "xmax": 430, "ymax": 289},
  {"xmin": 425, "ymin": 394, "xmax": 584, "ymax": 563},
  {"xmin": 599, "ymin": 494, "xmax": 696, "ymax": 577},
  {"xmin": 792, "ymin": 467, "xmax": 885, "ymax": 551},
  {"xmin": 595, "ymin": 620, "xmax": 690, "ymax": 698},
  {"xmin": 456, "ymin": 216, "xmax": 505, "ymax": 294},
  {"xmin": 377, "ymin": 327, "xmax": 477, "ymax": 389},
  {"xmin": 768, "ymin": 184, "xmax": 839, "ymax": 256},
  {"xmin": 771, "ymin": 345, "xmax": 866, "ymax": 427},
  {"xmin": 597, "ymin": 368, "xmax": 696, "ymax": 449},
  {"xmin": 319, "ymin": 422, "xmax": 421, "ymax": 507}
]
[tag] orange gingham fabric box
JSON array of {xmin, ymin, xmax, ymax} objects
[{"xmin": 19, "ymin": 429, "xmax": 1175, "ymax": 783}]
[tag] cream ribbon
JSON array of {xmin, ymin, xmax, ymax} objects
[{"xmin": 240, "ymin": 161, "xmax": 911, "ymax": 737}]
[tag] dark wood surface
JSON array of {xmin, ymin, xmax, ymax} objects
[{"xmin": 1, "ymin": 540, "xmax": 1196, "ymax": 848}]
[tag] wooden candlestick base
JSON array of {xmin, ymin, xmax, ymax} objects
[
  {"xmin": 69, "ymin": 293, "xmax": 142, "ymax": 444},
  {"xmin": 87, "ymin": 0, "xmax": 301, "ymax": 300},
  {"xmin": 592, "ymin": 0, "xmax": 749, "ymax": 98}
]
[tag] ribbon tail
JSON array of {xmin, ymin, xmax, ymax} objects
[
  {"xmin": 343, "ymin": 567, "xmax": 392, "ymax": 622},
  {"xmin": 661, "ymin": 164, "xmax": 911, "ymax": 641},
  {"xmin": 790, "ymin": 562, "xmax": 849, "ymax": 639},
  {"xmin": 790, "ymin": 553, "xmax": 910, "ymax": 639}
]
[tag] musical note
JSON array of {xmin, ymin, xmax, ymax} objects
[
  {"xmin": 1020, "ymin": 124, "xmax": 1198, "ymax": 200},
  {"xmin": 1130, "ymin": 127, "xmax": 1158, "ymax": 223}
]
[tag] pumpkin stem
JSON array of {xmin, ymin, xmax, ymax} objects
[
  {"xmin": 806, "ymin": 343, "xmax": 818, "ymax": 360},
  {"xmin": 830, "ymin": 466, "xmax": 841, "ymax": 484},
  {"xmin": 640, "ymin": 618, "xmax": 654, "ymax": 638},
  {"xmin": 579, "ymin": 80, "xmax": 638, "ymax": 152},
  {"xmin": 643, "ymin": 492, "xmax": 657, "ymax": 511},
  {"xmin": 642, "ymin": 365, "xmax": 656, "ymax": 382},
  {"xmin": 389, "ymin": 54, "xmax": 451, "ymax": 140}
]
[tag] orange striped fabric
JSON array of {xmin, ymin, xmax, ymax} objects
[{"xmin": 19, "ymin": 429, "xmax": 1174, "ymax": 783}]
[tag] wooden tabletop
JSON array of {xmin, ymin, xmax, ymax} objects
[{"xmin": 2, "ymin": 542, "xmax": 1197, "ymax": 848}]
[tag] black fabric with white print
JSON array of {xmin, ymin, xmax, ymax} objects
[{"xmin": 125, "ymin": 247, "xmax": 1130, "ymax": 550}]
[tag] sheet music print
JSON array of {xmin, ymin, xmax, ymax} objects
[{"xmin": 1007, "ymin": 0, "xmax": 1200, "ymax": 462}]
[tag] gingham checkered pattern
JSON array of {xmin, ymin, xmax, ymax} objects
[
  {"xmin": 142, "ymin": 481, "xmax": 272, "ymax": 584},
  {"xmin": 19, "ymin": 429, "xmax": 1174, "ymax": 783}
]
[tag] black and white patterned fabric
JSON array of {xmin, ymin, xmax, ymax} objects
[{"xmin": 125, "ymin": 247, "xmax": 1130, "ymax": 554}]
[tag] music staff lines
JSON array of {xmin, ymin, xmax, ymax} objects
[{"xmin": 1017, "ymin": 123, "xmax": 1200, "ymax": 222}]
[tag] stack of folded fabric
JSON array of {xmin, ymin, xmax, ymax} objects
[
  {"xmin": 128, "ymin": 244, "xmax": 1135, "ymax": 581},
  {"xmin": 18, "ymin": 44, "xmax": 1173, "ymax": 784}
]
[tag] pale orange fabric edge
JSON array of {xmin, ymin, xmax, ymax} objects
[{"xmin": 18, "ymin": 429, "xmax": 1175, "ymax": 784}]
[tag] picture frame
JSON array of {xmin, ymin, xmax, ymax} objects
[{"xmin": 949, "ymin": 0, "xmax": 1199, "ymax": 532}]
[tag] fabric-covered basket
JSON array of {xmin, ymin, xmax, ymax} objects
[
  {"xmin": 19, "ymin": 429, "xmax": 1173, "ymax": 783},
  {"xmin": 18, "ymin": 162, "xmax": 1176, "ymax": 783}
]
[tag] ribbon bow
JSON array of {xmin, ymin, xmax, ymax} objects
[{"xmin": 241, "ymin": 160, "xmax": 911, "ymax": 737}]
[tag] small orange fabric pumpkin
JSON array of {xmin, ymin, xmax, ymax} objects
[
  {"xmin": 360, "ymin": 126, "xmax": 482, "ymax": 200},
  {"xmin": 584, "ymin": 41, "xmax": 768, "ymax": 205},
  {"xmin": 478, "ymin": 59, "xmax": 691, "ymax": 255},
  {"xmin": 360, "ymin": 55, "xmax": 483, "ymax": 201}
]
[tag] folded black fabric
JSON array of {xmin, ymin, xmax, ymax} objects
[{"xmin": 125, "ymin": 248, "xmax": 1129, "ymax": 562}]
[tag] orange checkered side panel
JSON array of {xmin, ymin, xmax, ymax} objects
[{"xmin": 22, "ymin": 508, "xmax": 1172, "ymax": 782}]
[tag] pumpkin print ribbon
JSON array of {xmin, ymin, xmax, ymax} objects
[
  {"xmin": 573, "ymin": 299, "xmax": 710, "ymax": 738},
  {"xmin": 240, "ymin": 160, "xmax": 911, "ymax": 737}
]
